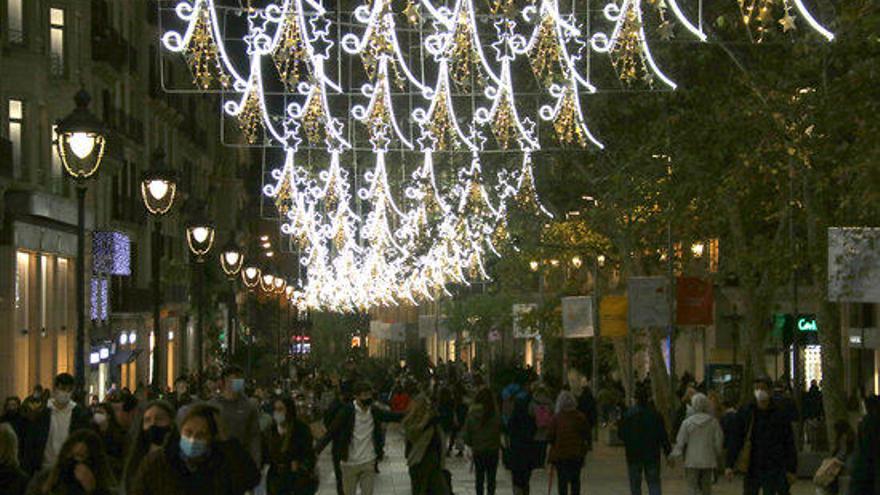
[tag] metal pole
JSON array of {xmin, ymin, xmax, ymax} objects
[
  {"xmin": 592, "ymin": 258, "xmax": 600, "ymax": 393},
  {"xmin": 667, "ymin": 219, "xmax": 676, "ymax": 400},
  {"xmin": 195, "ymin": 262, "xmax": 204, "ymax": 374},
  {"xmin": 75, "ymin": 186, "xmax": 87, "ymax": 392},
  {"xmin": 151, "ymin": 220, "xmax": 163, "ymax": 391}
]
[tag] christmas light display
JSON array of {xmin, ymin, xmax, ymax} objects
[{"xmin": 158, "ymin": 0, "xmax": 835, "ymax": 310}]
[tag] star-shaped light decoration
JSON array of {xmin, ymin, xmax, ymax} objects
[
  {"xmin": 779, "ymin": 12, "xmax": 797, "ymax": 33},
  {"xmin": 404, "ymin": 0, "xmax": 421, "ymax": 26},
  {"xmin": 657, "ymin": 20, "xmax": 675, "ymax": 40}
]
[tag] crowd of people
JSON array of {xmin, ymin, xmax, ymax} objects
[{"xmin": 0, "ymin": 359, "xmax": 877, "ymax": 495}]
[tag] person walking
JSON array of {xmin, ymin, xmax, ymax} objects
[
  {"xmin": 619, "ymin": 385, "xmax": 671, "ymax": 495},
  {"xmin": 211, "ymin": 365, "xmax": 262, "ymax": 467},
  {"xmin": 724, "ymin": 377, "xmax": 797, "ymax": 495},
  {"xmin": 122, "ymin": 400, "xmax": 176, "ymax": 495},
  {"xmin": 129, "ymin": 403, "xmax": 260, "ymax": 495},
  {"xmin": 0, "ymin": 423, "xmax": 28, "ymax": 495},
  {"xmin": 505, "ymin": 380, "xmax": 539, "ymax": 495},
  {"xmin": 671, "ymin": 393, "xmax": 724, "ymax": 495},
  {"xmin": 848, "ymin": 395, "xmax": 879, "ymax": 495},
  {"xmin": 264, "ymin": 397, "xmax": 317, "ymax": 495},
  {"xmin": 91, "ymin": 403, "xmax": 127, "ymax": 480},
  {"xmin": 529, "ymin": 384, "xmax": 554, "ymax": 468},
  {"xmin": 26, "ymin": 428, "xmax": 118, "ymax": 495},
  {"xmin": 463, "ymin": 387, "xmax": 502, "ymax": 495},
  {"xmin": 316, "ymin": 382, "xmax": 404, "ymax": 495},
  {"xmin": 547, "ymin": 391, "xmax": 590, "ymax": 495},
  {"xmin": 20, "ymin": 373, "xmax": 91, "ymax": 475},
  {"xmin": 402, "ymin": 394, "xmax": 449, "ymax": 495}
]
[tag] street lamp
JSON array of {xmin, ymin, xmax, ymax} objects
[
  {"xmin": 140, "ymin": 150, "xmax": 178, "ymax": 391},
  {"xmin": 57, "ymin": 89, "xmax": 106, "ymax": 391},
  {"xmin": 241, "ymin": 262, "xmax": 261, "ymax": 290},
  {"xmin": 219, "ymin": 238, "xmax": 244, "ymax": 277},
  {"xmin": 185, "ymin": 215, "xmax": 216, "ymax": 262},
  {"xmin": 691, "ymin": 241, "xmax": 705, "ymax": 259},
  {"xmin": 272, "ymin": 276, "xmax": 287, "ymax": 295},
  {"xmin": 260, "ymin": 270, "xmax": 277, "ymax": 294},
  {"xmin": 571, "ymin": 256, "xmax": 583, "ymax": 269},
  {"xmin": 529, "ymin": 260, "xmax": 539, "ymax": 272}
]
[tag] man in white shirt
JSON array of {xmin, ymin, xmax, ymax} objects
[
  {"xmin": 317, "ymin": 382, "xmax": 404, "ymax": 495},
  {"xmin": 21, "ymin": 373, "xmax": 91, "ymax": 474}
]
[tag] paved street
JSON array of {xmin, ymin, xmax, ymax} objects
[{"xmin": 314, "ymin": 426, "xmax": 815, "ymax": 495}]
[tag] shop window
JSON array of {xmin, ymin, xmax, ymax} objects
[
  {"xmin": 49, "ymin": 8, "xmax": 65, "ymax": 76},
  {"xmin": 9, "ymin": 99, "xmax": 23, "ymax": 179},
  {"xmin": 7, "ymin": 0, "xmax": 24, "ymax": 44}
]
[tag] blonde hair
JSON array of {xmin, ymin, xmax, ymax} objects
[{"xmin": 0, "ymin": 423, "xmax": 19, "ymax": 467}]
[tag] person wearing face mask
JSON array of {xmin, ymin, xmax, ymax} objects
[
  {"xmin": 129, "ymin": 403, "xmax": 260, "ymax": 495},
  {"xmin": 170, "ymin": 377, "xmax": 193, "ymax": 411},
  {"xmin": 210, "ymin": 366, "xmax": 262, "ymax": 467},
  {"xmin": 263, "ymin": 397, "xmax": 317, "ymax": 495},
  {"xmin": 20, "ymin": 373, "xmax": 91, "ymax": 476},
  {"xmin": 26, "ymin": 428, "xmax": 117, "ymax": 495},
  {"xmin": 724, "ymin": 376, "xmax": 797, "ymax": 495},
  {"xmin": 122, "ymin": 400, "xmax": 176, "ymax": 495},
  {"xmin": 316, "ymin": 381, "xmax": 404, "ymax": 495},
  {"xmin": 91, "ymin": 403, "xmax": 126, "ymax": 480}
]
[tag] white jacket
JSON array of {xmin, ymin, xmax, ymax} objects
[{"xmin": 671, "ymin": 412, "xmax": 724, "ymax": 469}]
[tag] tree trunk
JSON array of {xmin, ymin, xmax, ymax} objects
[
  {"xmin": 613, "ymin": 336, "xmax": 633, "ymax": 403},
  {"xmin": 818, "ymin": 299, "xmax": 849, "ymax": 443},
  {"xmin": 648, "ymin": 327, "xmax": 674, "ymax": 434}
]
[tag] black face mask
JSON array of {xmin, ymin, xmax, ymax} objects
[
  {"xmin": 146, "ymin": 425, "xmax": 171, "ymax": 446},
  {"xmin": 360, "ymin": 398, "xmax": 374, "ymax": 408}
]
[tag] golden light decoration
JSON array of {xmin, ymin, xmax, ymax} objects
[
  {"xmin": 528, "ymin": 16, "xmax": 564, "ymax": 87},
  {"xmin": 737, "ymin": 0, "xmax": 778, "ymax": 42},
  {"xmin": 185, "ymin": 8, "xmax": 230, "ymax": 90},
  {"xmin": 238, "ymin": 88, "xmax": 263, "ymax": 144},
  {"xmin": 302, "ymin": 87, "xmax": 328, "ymax": 144},
  {"xmin": 609, "ymin": 6, "xmax": 653, "ymax": 86},
  {"xmin": 366, "ymin": 84, "xmax": 393, "ymax": 141},
  {"xmin": 448, "ymin": 6, "xmax": 484, "ymax": 90},
  {"xmin": 553, "ymin": 88, "xmax": 588, "ymax": 147},
  {"xmin": 427, "ymin": 90, "xmax": 458, "ymax": 151},
  {"xmin": 273, "ymin": 7, "xmax": 307, "ymax": 88},
  {"xmin": 404, "ymin": 0, "xmax": 420, "ymax": 25},
  {"xmin": 273, "ymin": 172, "xmax": 293, "ymax": 216},
  {"xmin": 491, "ymin": 93, "xmax": 517, "ymax": 149}
]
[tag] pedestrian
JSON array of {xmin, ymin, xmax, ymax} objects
[
  {"xmin": 402, "ymin": 394, "xmax": 450, "ymax": 495},
  {"xmin": 671, "ymin": 393, "xmax": 724, "ymax": 495},
  {"xmin": 724, "ymin": 376, "xmax": 797, "ymax": 495},
  {"xmin": 619, "ymin": 385, "xmax": 671, "ymax": 495},
  {"xmin": 170, "ymin": 377, "xmax": 194, "ymax": 411},
  {"xmin": 548, "ymin": 391, "xmax": 590, "ymax": 495},
  {"xmin": 1, "ymin": 397, "xmax": 26, "ymax": 460},
  {"xmin": 20, "ymin": 373, "xmax": 92, "ymax": 475},
  {"xmin": 91, "ymin": 403, "xmax": 127, "ymax": 479},
  {"xmin": 316, "ymin": 381, "xmax": 404, "ymax": 495},
  {"xmin": 576, "ymin": 385, "xmax": 598, "ymax": 432},
  {"xmin": 815, "ymin": 419, "xmax": 854, "ymax": 495},
  {"xmin": 529, "ymin": 384, "xmax": 554, "ymax": 467},
  {"xmin": 505, "ymin": 379, "xmax": 539, "ymax": 495},
  {"xmin": 322, "ymin": 380, "xmax": 353, "ymax": 495},
  {"xmin": 0, "ymin": 423, "xmax": 28, "ymax": 495},
  {"xmin": 211, "ymin": 365, "xmax": 262, "ymax": 466},
  {"xmin": 436, "ymin": 386, "xmax": 457, "ymax": 456},
  {"xmin": 264, "ymin": 397, "xmax": 318, "ymax": 495},
  {"xmin": 129, "ymin": 403, "xmax": 260, "ymax": 495},
  {"xmin": 848, "ymin": 395, "xmax": 879, "ymax": 495},
  {"xmin": 464, "ymin": 387, "xmax": 502, "ymax": 495},
  {"xmin": 121, "ymin": 400, "xmax": 176, "ymax": 495},
  {"xmin": 26, "ymin": 428, "xmax": 118, "ymax": 495}
]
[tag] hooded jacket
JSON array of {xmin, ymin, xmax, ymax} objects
[
  {"xmin": 462, "ymin": 404, "xmax": 502, "ymax": 454},
  {"xmin": 671, "ymin": 394, "xmax": 723, "ymax": 469}
]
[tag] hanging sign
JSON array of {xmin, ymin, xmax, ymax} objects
[
  {"xmin": 561, "ymin": 296, "xmax": 594, "ymax": 338},
  {"xmin": 628, "ymin": 277, "xmax": 669, "ymax": 328},
  {"xmin": 676, "ymin": 276, "xmax": 714, "ymax": 326},
  {"xmin": 599, "ymin": 296, "xmax": 628, "ymax": 337}
]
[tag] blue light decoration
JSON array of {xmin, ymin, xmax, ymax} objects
[
  {"xmin": 93, "ymin": 231, "xmax": 131, "ymax": 276},
  {"xmin": 90, "ymin": 277, "xmax": 109, "ymax": 321}
]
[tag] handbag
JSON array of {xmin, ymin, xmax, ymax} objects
[
  {"xmin": 812, "ymin": 458, "xmax": 843, "ymax": 488},
  {"xmin": 734, "ymin": 416, "xmax": 753, "ymax": 474}
]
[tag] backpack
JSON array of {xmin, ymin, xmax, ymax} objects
[{"xmin": 534, "ymin": 403, "xmax": 553, "ymax": 429}]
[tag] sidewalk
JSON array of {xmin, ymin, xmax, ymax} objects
[{"xmin": 314, "ymin": 426, "xmax": 817, "ymax": 494}]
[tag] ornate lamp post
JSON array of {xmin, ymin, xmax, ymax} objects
[
  {"xmin": 140, "ymin": 151, "xmax": 178, "ymax": 390},
  {"xmin": 219, "ymin": 238, "xmax": 244, "ymax": 277},
  {"xmin": 56, "ymin": 89, "xmax": 106, "ymax": 390},
  {"xmin": 186, "ymin": 211, "xmax": 215, "ymax": 373},
  {"xmin": 241, "ymin": 261, "xmax": 261, "ymax": 290}
]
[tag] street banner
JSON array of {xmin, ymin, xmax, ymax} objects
[
  {"xmin": 369, "ymin": 320, "xmax": 390, "ymax": 339},
  {"xmin": 388, "ymin": 323, "xmax": 406, "ymax": 342},
  {"xmin": 562, "ymin": 296, "xmax": 594, "ymax": 338},
  {"xmin": 628, "ymin": 277, "xmax": 669, "ymax": 329},
  {"xmin": 513, "ymin": 303, "xmax": 538, "ymax": 339},
  {"xmin": 828, "ymin": 227, "xmax": 880, "ymax": 302},
  {"xmin": 599, "ymin": 296, "xmax": 628, "ymax": 337},
  {"xmin": 676, "ymin": 276, "xmax": 714, "ymax": 325}
]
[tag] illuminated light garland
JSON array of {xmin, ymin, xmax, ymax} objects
[
  {"xmin": 511, "ymin": 153, "xmax": 553, "ymax": 218},
  {"xmin": 352, "ymin": 57, "xmax": 414, "ymax": 149},
  {"xmin": 412, "ymin": 61, "xmax": 475, "ymax": 151},
  {"xmin": 273, "ymin": 1, "xmax": 308, "ymax": 88}
]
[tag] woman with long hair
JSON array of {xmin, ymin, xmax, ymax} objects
[
  {"xmin": 27, "ymin": 429, "xmax": 117, "ymax": 495},
  {"xmin": 91, "ymin": 402, "xmax": 127, "ymax": 480},
  {"xmin": 121, "ymin": 400, "xmax": 175, "ymax": 495},
  {"xmin": 464, "ymin": 387, "xmax": 502, "ymax": 495},
  {"xmin": 403, "ymin": 394, "xmax": 450, "ymax": 495},
  {"xmin": 263, "ymin": 397, "xmax": 317, "ymax": 495},
  {"xmin": 0, "ymin": 423, "xmax": 28, "ymax": 495}
]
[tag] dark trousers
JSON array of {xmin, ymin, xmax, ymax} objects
[
  {"xmin": 474, "ymin": 450, "xmax": 499, "ymax": 495},
  {"xmin": 554, "ymin": 459, "xmax": 584, "ymax": 495},
  {"xmin": 743, "ymin": 470, "xmax": 787, "ymax": 495},
  {"xmin": 628, "ymin": 461, "xmax": 661, "ymax": 495},
  {"xmin": 511, "ymin": 468, "xmax": 533, "ymax": 493},
  {"xmin": 332, "ymin": 454, "xmax": 344, "ymax": 495}
]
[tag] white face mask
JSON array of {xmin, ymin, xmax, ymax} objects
[
  {"xmin": 754, "ymin": 389, "xmax": 770, "ymax": 402},
  {"xmin": 273, "ymin": 411, "xmax": 286, "ymax": 425},
  {"xmin": 93, "ymin": 412, "xmax": 108, "ymax": 425},
  {"xmin": 54, "ymin": 390, "xmax": 71, "ymax": 406}
]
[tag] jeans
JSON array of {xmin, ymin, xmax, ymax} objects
[
  {"xmin": 554, "ymin": 459, "xmax": 584, "ymax": 495},
  {"xmin": 685, "ymin": 468, "xmax": 713, "ymax": 495},
  {"xmin": 628, "ymin": 462, "xmax": 662, "ymax": 495},
  {"xmin": 743, "ymin": 470, "xmax": 787, "ymax": 495},
  {"xmin": 474, "ymin": 450, "xmax": 499, "ymax": 495},
  {"xmin": 341, "ymin": 461, "xmax": 376, "ymax": 495}
]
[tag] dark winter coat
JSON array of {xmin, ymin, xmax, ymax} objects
[
  {"xmin": 263, "ymin": 420, "xmax": 317, "ymax": 495},
  {"xmin": 20, "ymin": 404, "xmax": 92, "ymax": 475},
  {"xmin": 547, "ymin": 410, "xmax": 590, "ymax": 463},
  {"xmin": 462, "ymin": 404, "xmax": 501, "ymax": 454},
  {"xmin": 724, "ymin": 401, "xmax": 797, "ymax": 476},
  {"xmin": 849, "ymin": 410, "xmax": 880, "ymax": 495},
  {"xmin": 619, "ymin": 404, "xmax": 671, "ymax": 465},
  {"xmin": 129, "ymin": 434, "xmax": 260, "ymax": 495},
  {"xmin": 505, "ymin": 395, "xmax": 539, "ymax": 472},
  {"xmin": 0, "ymin": 463, "xmax": 28, "ymax": 495},
  {"xmin": 315, "ymin": 403, "xmax": 403, "ymax": 463}
]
